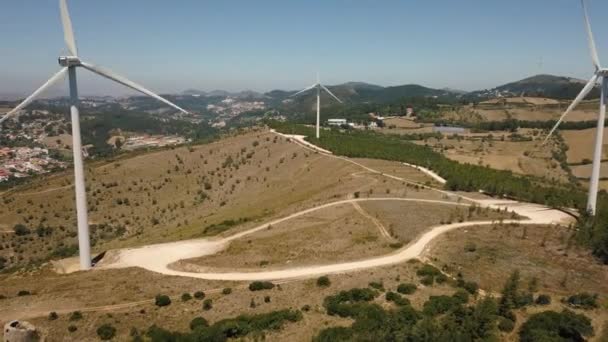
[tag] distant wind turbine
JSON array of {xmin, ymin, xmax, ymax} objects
[
  {"xmin": 291, "ymin": 73, "xmax": 342, "ymax": 139},
  {"xmin": 544, "ymin": 0, "xmax": 604, "ymax": 215},
  {"xmin": 0, "ymin": 0, "xmax": 189, "ymax": 270}
]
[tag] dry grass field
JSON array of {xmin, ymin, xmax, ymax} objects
[
  {"xmin": 562, "ymin": 128, "xmax": 608, "ymax": 164},
  {"xmin": 0, "ymin": 259, "xmax": 467, "ymax": 341},
  {"xmin": 359, "ymin": 201, "xmax": 513, "ymax": 244},
  {"xmin": 427, "ymin": 223, "xmax": 608, "ymax": 296},
  {"xmin": 180, "ymin": 200, "xmax": 514, "ymax": 271},
  {"xmin": 571, "ymin": 162, "xmax": 608, "ymax": 180},
  {"xmin": 411, "ymin": 131, "xmax": 569, "ymax": 182},
  {"xmin": 1, "ymin": 130, "xmax": 380, "ymax": 270},
  {"xmin": 180, "ymin": 203, "xmax": 394, "ymax": 271}
]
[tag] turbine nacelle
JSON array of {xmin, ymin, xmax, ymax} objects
[{"xmin": 58, "ymin": 56, "xmax": 81, "ymax": 67}]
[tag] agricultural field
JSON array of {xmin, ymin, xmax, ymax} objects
[
  {"xmin": 410, "ymin": 130, "xmax": 569, "ymax": 182},
  {"xmin": 562, "ymin": 128, "xmax": 608, "ymax": 164}
]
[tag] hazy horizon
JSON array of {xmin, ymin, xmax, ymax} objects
[{"xmin": 1, "ymin": 0, "xmax": 607, "ymax": 98}]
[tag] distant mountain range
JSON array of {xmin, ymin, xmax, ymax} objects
[
  {"xmin": 181, "ymin": 74, "xmax": 600, "ymax": 104},
  {"xmin": 1, "ymin": 74, "xmax": 599, "ymax": 107},
  {"xmin": 466, "ymin": 74, "xmax": 599, "ymax": 100}
]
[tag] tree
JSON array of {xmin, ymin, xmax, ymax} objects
[
  {"xmin": 155, "ymin": 294, "xmax": 171, "ymax": 307},
  {"xmin": 96, "ymin": 324, "xmax": 116, "ymax": 340},
  {"xmin": 519, "ymin": 310, "xmax": 594, "ymax": 342},
  {"xmin": 189, "ymin": 317, "xmax": 209, "ymax": 330},
  {"xmin": 13, "ymin": 224, "xmax": 30, "ymax": 236},
  {"xmin": 317, "ymin": 276, "xmax": 331, "ymax": 287}
]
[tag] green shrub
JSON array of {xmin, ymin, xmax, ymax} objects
[
  {"xmin": 314, "ymin": 327, "xmax": 354, "ymax": 342},
  {"xmin": 420, "ymin": 275, "xmax": 434, "ymax": 286},
  {"xmin": 498, "ymin": 317, "xmax": 515, "ymax": 332},
  {"xmin": 462, "ymin": 281, "xmax": 479, "ymax": 295},
  {"xmin": 422, "ymin": 295, "xmax": 461, "ymax": 316},
  {"xmin": 416, "ymin": 264, "xmax": 441, "ymax": 277},
  {"xmin": 264, "ymin": 296, "xmax": 271, "ymax": 303},
  {"xmin": 323, "ymin": 288, "xmax": 379, "ymax": 317},
  {"xmin": 316, "ymin": 276, "xmax": 331, "ymax": 287},
  {"xmin": 13, "ymin": 224, "xmax": 30, "ymax": 236},
  {"xmin": 203, "ymin": 299, "xmax": 213, "ymax": 311},
  {"xmin": 535, "ymin": 294, "xmax": 551, "ymax": 305},
  {"xmin": 67, "ymin": 325, "xmax": 77, "ymax": 333},
  {"xmin": 48, "ymin": 312, "xmax": 58, "ymax": 320},
  {"xmin": 17, "ymin": 290, "xmax": 31, "ymax": 296},
  {"xmin": 248, "ymin": 281, "xmax": 275, "ymax": 291},
  {"xmin": 452, "ymin": 289, "xmax": 470, "ymax": 304},
  {"xmin": 155, "ymin": 294, "xmax": 171, "ymax": 307},
  {"xmin": 193, "ymin": 291, "xmax": 206, "ymax": 299},
  {"xmin": 435, "ymin": 274, "xmax": 448, "ymax": 284},
  {"xmin": 181, "ymin": 293, "xmax": 192, "ymax": 302},
  {"xmin": 69, "ymin": 311, "xmax": 83, "ymax": 321},
  {"xmin": 519, "ymin": 310, "xmax": 593, "ymax": 342},
  {"xmin": 566, "ymin": 293, "xmax": 598, "ymax": 309},
  {"xmin": 397, "ymin": 283, "xmax": 417, "ymax": 295},
  {"xmin": 385, "ymin": 291, "xmax": 411, "ymax": 306},
  {"xmin": 222, "ymin": 288, "xmax": 232, "ymax": 295},
  {"xmin": 368, "ymin": 281, "xmax": 384, "ymax": 291},
  {"xmin": 96, "ymin": 324, "xmax": 116, "ymax": 340},
  {"xmin": 189, "ymin": 316, "xmax": 209, "ymax": 330}
]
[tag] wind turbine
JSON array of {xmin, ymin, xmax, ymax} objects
[
  {"xmin": 291, "ymin": 73, "xmax": 342, "ymax": 139},
  {"xmin": 0, "ymin": 0, "xmax": 189, "ymax": 270},
  {"xmin": 544, "ymin": 0, "xmax": 605, "ymax": 215}
]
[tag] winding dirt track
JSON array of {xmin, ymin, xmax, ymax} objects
[{"xmin": 98, "ymin": 133, "xmax": 574, "ymax": 281}]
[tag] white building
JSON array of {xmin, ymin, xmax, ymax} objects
[{"xmin": 327, "ymin": 119, "xmax": 347, "ymax": 126}]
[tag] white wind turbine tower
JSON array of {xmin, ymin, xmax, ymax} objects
[
  {"xmin": 291, "ymin": 73, "xmax": 343, "ymax": 138},
  {"xmin": 0, "ymin": 0, "xmax": 189, "ymax": 270},
  {"xmin": 544, "ymin": 0, "xmax": 605, "ymax": 215}
]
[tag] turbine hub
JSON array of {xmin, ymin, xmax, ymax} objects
[{"xmin": 58, "ymin": 56, "xmax": 81, "ymax": 67}]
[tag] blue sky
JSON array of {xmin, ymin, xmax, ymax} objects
[{"xmin": 1, "ymin": 0, "xmax": 608, "ymax": 97}]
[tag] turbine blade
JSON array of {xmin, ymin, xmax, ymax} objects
[
  {"xmin": 320, "ymin": 85, "xmax": 343, "ymax": 103},
  {"xmin": 59, "ymin": 0, "xmax": 78, "ymax": 56},
  {"xmin": 290, "ymin": 84, "xmax": 317, "ymax": 97},
  {"xmin": 582, "ymin": 0, "xmax": 601, "ymax": 69},
  {"xmin": 543, "ymin": 73, "xmax": 599, "ymax": 143},
  {"xmin": 80, "ymin": 62, "xmax": 189, "ymax": 114},
  {"xmin": 0, "ymin": 68, "xmax": 68, "ymax": 125}
]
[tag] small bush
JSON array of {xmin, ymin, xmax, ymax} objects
[
  {"xmin": 317, "ymin": 276, "xmax": 331, "ymax": 287},
  {"xmin": 17, "ymin": 290, "xmax": 31, "ymax": 296},
  {"xmin": 435, "ymin": 274, "xmax": 448, "ymax": 284},
  {"xmin": 68, "ymin": 325, "xmax": 77, "ymax": 333},
  {"xmin": 181, "ymin": 293, "xmax": 192, "ymax": 302},
  {"xmin": 385, "ymin": 291, "xmax": 411, "ymax": 306},
  {"xmin": 464, "ymin": 242, "xmax": 477, "ymax": 252},
  {"xmin": 452, "ymin": 289, "xmax": 470, "ymax": 304},
  {"xmin": 264, "ymin": 296, "xmax": 271, "ymax": 303},
  {"xmin": 535, "ymin": 294, "xmax": 551, "ymax": 305},
  {"xmin": 69, "ymin": 311, "xmax": 83, "ymax": 321},
  {"xmin": 96, "ymin": 324, "xmax": 117, "ymax": 340},
  {"xmin": 203, "ymin": 299, "xmax": 213, "ymax": 311},
  {"xmin": 420, "ymin": 275, "xmax": 434, "ymax": 286},
  {"xmin": 368, "ymin": 281, "xmax": 384, "ymax": 291},
  {"xmin": 155, "ymin": 294, "xmax": 171, "ymax": 307},
  {"xmin": 498, "ymin": 317, "xmax": 515, "ymax": 332},
  {"xmin": 249, "ymin": 281, "xmax": 275, "ymax": 291},
  {"xmin": 48, "ymin": 312, "xmax": 58, "ymax": 321},
  {"xmin": 462, "ymin": 281, "xmax": 479, "ymax": 295},
  {"xmin": 565, "ymin": 293, "xmax": 598, "ymax": 309},
  {"xmin": 396, "ymin": 283, "xmax": 417, "ymax": 295},
  {"xmin": 222, "ymin": 288, "xmax": 232, "ymax": 295},
  {"xmin": 189, "ymin": 316, "xmax": 209, "ymax": 330},
  {"xmin": 193, "ymin": 291, "xmax": 206, "ymax": 300}
]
